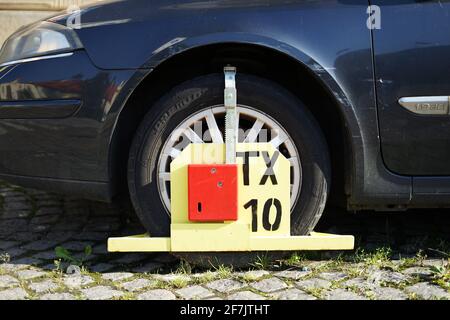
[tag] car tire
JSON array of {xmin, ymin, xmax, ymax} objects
[{"xmin": 127, "ymin": 73, "xmax": 331, "ymax": 265}]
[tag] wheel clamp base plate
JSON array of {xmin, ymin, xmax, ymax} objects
[{"xmin": 107, "ymin": 232, "xmax": 354, "ymax": 252}]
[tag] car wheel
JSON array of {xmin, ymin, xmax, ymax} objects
[{"xmin": 127, "ymin": 73, "xmax": 331, "ymax": 265}]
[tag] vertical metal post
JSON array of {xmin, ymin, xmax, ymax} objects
[{"xmin": 224, "ymin": 66, "xmax": 237, "ymax": 164}]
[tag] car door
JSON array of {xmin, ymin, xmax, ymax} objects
[{"xmin": 372, "ymin": 0, "xmax": 450, "ymax": 176}]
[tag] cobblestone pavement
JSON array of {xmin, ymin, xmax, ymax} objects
[{"xmin": 0, "ymin": 181, "xmax": 448, "ymax": 300}]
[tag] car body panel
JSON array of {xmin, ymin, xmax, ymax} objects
[
  {"xmin": 0, "ymin": 50, "xmax": 139, "ymax": 184},
  {"xmin": 372, "ymin": 0, "xmax": 450, "ymax": 176},
  {"xmin": 0, "ymin": 99, "xmax": 81, "ymax": 119}
]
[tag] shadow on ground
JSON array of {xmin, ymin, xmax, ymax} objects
[{"xmin": 317, "ymin": 207, "xmax": 450, "ymax": 258}]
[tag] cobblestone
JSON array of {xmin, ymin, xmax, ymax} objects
[
  {"xmin": 81, "ymin": 286, "xmax": 124, "ymax": 300},
  {"xmin": 368, "ymin": 270, "xmax": 411, "ymax": 286},
  {"xmin": 318, "ymin": 272, "xmax": 348, "ymax": 282},
  {"xmin": 250, "ymin": 277, "xmax": 288, "ymax": 293},
  {"xmin": 421, "ymin": 259, "xmax": 447, "ymax": 268},
  {"xmin": 2, "ymin": 247, "xmax": 26, "ymax": 259},
  {"xmin": 342, "ymin": 277, "xmax": 374, "ymax": 291},
  {"xmin": 28, "ymin": 280, "xmax": 58, "ymax": 293},
  {"xmin": 325, "ymin": 289, "xmax": 367, "ymax": 300},
  {"xmin": 137, "ymin": 289, "xmax": 176, "ymax": 300},
  {"xmin": 40, "ymin": 293, "xmax": 76, "ymax": 300},
  {"xmin": 227, "ymin": 291, "xmax": 266, "ymax": 300},
  {"xmin": 271, "ymin": 288, "xmax": 317, "ymax": 300},
  {"xmin": 0, "ymin": 181, "xmax": 448, "ymax": 300},
  {"xmin": 274, "ymin": 270, "xmax": 311, "ymax": 280},
  {"xmin": 121, "ymin": 278, "xmax": 155, "ymax": 292},
  {"xmin": 405, "ymin": 282, "xmax": 450, "ymax": 300},
  {"xmin": 63, "ymin": 275, "xmax": 94, "ymax": 289},
  {"xmin": 21, "ymin": 240, "xmax": 61, "ymax": 251},
  {"xmin": 372, "ymin": 287, "xmax": 409, "ymax": 300},
  {"xmin": 0, "ymin": 287, "xmax": 28, "ymax": 300},
  {"xmin": 32, "ymin": 250, "xmax": 57, "ymax": 260},
  {"xmin": 296, "ymin": 278, "xmax": 332, "ymax": 290},
  {"xmin": 402, "ymin": 267, "xmax": 433, "ymax": 280},
  {"xmin": 206, "ymin": 279, "xmax": 246, "ymax": 293},
  {"xmin": 90, "ymin": 263, "xmax": 114, "ymax": 273},
  {"xmin": 12, "ymin": 257, "xmax": 42, "ymax": 266},
  {"xmin": 0, "ymin": 240, "xmax": 18, "ymax": 250},
  {"xmin": 15, "ymin": 269, "xmax": 46, "ymax": 280},
  {"xmin": 112, "ymin": 253, "xmax": 148, "ymax": 265},
  {"xmin": 101, "ymin": 272, "xmax": 134, "ymax": 282},
  {"xmin": 175, "ymin": 285, "xmax": 215, "ymax": 299},
  {"xmin": 0, "ymin": 263, "xmax": 28, "ymax": 272},
  {"xmin": 154, "ymin": 274, "xmax": 191, "ymax": 283},
  {"xmin": 0, "ymin": 275, "xmax": 19, "ymax": 288},
  {"xmin": 60, "ymin": 241, "xmax": 94, "ymax": 252}
]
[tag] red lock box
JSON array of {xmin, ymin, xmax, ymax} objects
[{"xmin": 187, "ymin": 164, "xmax": 238, "ymax": 222}]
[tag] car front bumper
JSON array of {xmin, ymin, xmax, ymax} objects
[{"xmin": 0, "ymin": 50, "xmax": 142, "ymax": 200}]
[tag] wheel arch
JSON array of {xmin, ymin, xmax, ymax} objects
[{"xmin": 107, "ymin": 37, "xmax": 362, "ymax": 206}]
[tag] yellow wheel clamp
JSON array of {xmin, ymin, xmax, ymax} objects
[{"xmin": 108, "ymin": 67, "xmax": 354, "ymax": 253}]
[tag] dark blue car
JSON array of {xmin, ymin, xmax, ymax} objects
[{"xmin": 0, "ymin": 0, "xmax": 449, "ymax": 240}]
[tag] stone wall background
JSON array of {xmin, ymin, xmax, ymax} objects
[{"xmin": 0, "ymin": 0, "xmax": 100, "ymax": 47}]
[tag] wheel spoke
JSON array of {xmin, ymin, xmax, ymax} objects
[
  {"xmin": 270, "ymin": 130, "xmax": 288, "ymax": 148},
  {"xmin": 236, "ymin": 111, "xmax": 241, "ymax": 142},
  {"xmin": 205, "ymin": 110, "xmax": 224, "ymax": 143},
  {"xmin": 169, "ymin": 147, "xmax": 181, "ymax": 158},
  {"xmin": 183, "ymin": 127, "xmax": 203, "ymax": 143},
  {"xmin": 243, "ymin": 119, "xmax": 264, "ymax": 143},
  {"xmin": 288, "ymin": 156, "xmax": 301, "ymax": 207},
  {"xmin": 159, "ymin": 172, "xmax": 171, "ymax": 181},
  {"xmin": 288, "ymin": 157, "xmax": 298, "ymax": 166},
  {"xmin": 158, "ymin": 174, "xmax": 171, "ymax": 211}
]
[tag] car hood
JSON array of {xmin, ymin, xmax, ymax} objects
[
  {"xmin": 48, "ymin": 0, "xmax": 301, "ymax": 26},
  {"xmin": 44, "ymin": 0, "xmax": 311, "ymax": 69}
]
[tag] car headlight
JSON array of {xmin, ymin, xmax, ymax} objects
[{"xmin": 0, "ymin": 21, "xmax": 83, "ymax": 67}]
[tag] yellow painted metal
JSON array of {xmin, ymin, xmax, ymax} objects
[
  {"xmin": 107, "ymin": 233, "xmax": 354, "ymax": 252},
  {"xmin": 108, "ymin": 234, "xmax": 171, "ymax": 252},
  {"xmin": 171, "ymin": 223, "xmax": 251, "ymax": 252},
  {"xmin": 107, "ymin": 143, "xmax": 355, "ymax": 253},
  {"xmin": 249, "ymin": 234, "xmax": 355, "ymax": 251}
]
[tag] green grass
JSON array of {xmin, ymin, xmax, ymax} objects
[
  {"xmin": 175, "ymin": 260, "xmax": 193, "ymax": 275},
  {"xmin": 398, "ymin": 253, "xmax": 425, "ymax": 269},
  {"xmin": 191, "ymin": 271, "xmax": 218, "ymax": 285},
  {"xmin": 345, "ymin": 265, "xmax": 365, "ymax": 278},
  {"xmin": 353, "ymin": 247, "xmax": 393, "ymax": 268},
  {"xmin": 214, "ymin": 264, "xmax": 233, "ymax": 279},
  {"xmin": 281, "ymin": 252, "xmax": 306, "ymax": 267},
  {"xmin": 428, "ymin": 259, "xmax": 450, "ymax": 290},
  {"xmin": 170, "ymin": 277, "xmax": 189, "ymax": 289},
  {"xmin": 302, "ymin": 287, "xmax": 325, "ymax": 299},
  {"xmin": 250, "ymin": 253, "xmax": 273, "ymax": 270}
]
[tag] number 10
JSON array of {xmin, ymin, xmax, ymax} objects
[{"xmin": 243, "ymin": 198, "xmax": 282, "ymax": 232}]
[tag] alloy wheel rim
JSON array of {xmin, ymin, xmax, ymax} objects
[{"xmin": 157, "ymin": 104, "xmax": 302, "ymax": 216}]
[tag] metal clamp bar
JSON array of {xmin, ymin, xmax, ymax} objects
[{"xmin": 224, "ymin": 66, "xmax": 237, "ymax": 164}]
